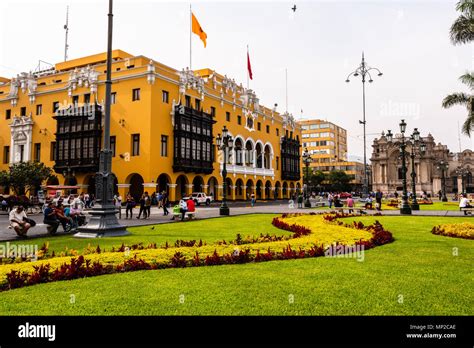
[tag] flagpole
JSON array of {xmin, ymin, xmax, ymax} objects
[
  {"xmin": 189, "ymin": 3, "xmax": 192, "ymax": 69},
  {"xmin": 285, "ymin": 68, "xmax": 288, "ymax": 113},
  {"xmin": 247, "ymin": 45, "xmax": 249, "ymax": 89}
]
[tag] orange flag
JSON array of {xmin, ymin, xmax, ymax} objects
[{"xmin": 192, "ymin": 12, "xmax": 207, "ymax": 48}]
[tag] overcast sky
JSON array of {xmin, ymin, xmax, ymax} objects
[{"xmin": 1, "ymin": 0, "xmax": 472, "ymax": 159}]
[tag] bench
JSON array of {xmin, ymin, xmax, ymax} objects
[
  {"xmin": 460, "ymin": 207, "xmax": 474, "ymax": 215},
  {"xmin": 172, "ymin": 210, "xmax": 196, "ymax": 220}
]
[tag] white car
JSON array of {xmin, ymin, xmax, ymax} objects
[{"xmin": 184, "ymin": 192, "xmax": 213, "ymax": 206}]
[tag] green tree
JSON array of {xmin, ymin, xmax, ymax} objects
[
  {"xmin": 0, "ymin": 170, "xmax": 10, "ymax": 192},
  {"xmin": 442, "ymin": 72, "xmax": 474, "ymax": 136},
  {"xmin": 443, "ymin": 1, "xmax": 474, "ymax": 136},
  {"xmin": 303, "ymin": 170, "xmax": 327, "ymax": 192},
  {"xmin": 7, "ymin": 162, "xmax": 53, "ymax": 195},
  {"xmin": 450, "ymin": 0, "xmax": 474, "ymax": 45},
  {"xmin": 327, "ymin": 170, "xmax": 351, "ymax": 192}
]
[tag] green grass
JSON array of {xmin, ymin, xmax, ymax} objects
[
  {"xmin": 0, "ymin": 214, "xmax": 290, "ymax": 254},
  {"xmin": 0, "ymin": 215, "xmax": 472, "ymax": 315},
  {"xmin": 417, "ymin": 201, "xmax": 460, "ymax": 211}
]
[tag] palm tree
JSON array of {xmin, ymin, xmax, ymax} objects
[
  {"xmin": 442, "ymin": 72, "xmax": 473, "ymax": 136},
  {"xmin": 443, "ymin": 1, "xmax": 474, "ymax": 136},
  {"xmin": 450, "ymin": 0, "xmax": 474, "ymax": 45}
]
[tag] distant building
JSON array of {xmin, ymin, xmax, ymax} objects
[
  {"xmin": 371, "ymin": 132, "xmax": 473, "ymax": 195},
  {"xmin": 297, "ymin": 118, "xmax": 364, "ymax": 188}
]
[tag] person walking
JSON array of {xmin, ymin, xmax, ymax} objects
[
  {"xmin": 157, "ymin": 192, "xmax": 163, "ymax": 209},
  {"xmin": 125, "ymin": 194, "xmax": 135, "ymax": 219},
  {"xmin": 137, "ymin": 194, "xmax": 146, "ymax": 219},
  {"xmin": 328, "ymin": 193, "xmax": 334, "ymax": 209},
  {"xmin": 297, "ymin": 193, "xmax": 303, "ymax": 208},
  {"xmin": 144, "ymin": 191, "xmax": 151, "ymax": 219},
  {"xmin": 162, "ymin": 191, "xmax": 169, "ymax": 216},
  {"xmin": 346, "ymin": 195, "xmax": 354, "ymax": 214},
  {"xmin": 250, "ymin": 193, "xmax": 256, "ymax": 207},
  {"xmin": 375, "ymin": 189, "xmax": 383, "ymax": 211}
]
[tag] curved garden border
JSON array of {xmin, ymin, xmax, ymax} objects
[{"xmin": 1, "ymin": 212, "xmax": 394, "ymax": 291}]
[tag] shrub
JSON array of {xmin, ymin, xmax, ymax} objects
[{"xmin": 432, "ymin": 223, "xmax": 474, "ymax": 240}]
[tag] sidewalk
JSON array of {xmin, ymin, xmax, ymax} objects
[{"xmin": 0, "ymin": 203, "xmax": 470, "ymax": 242}]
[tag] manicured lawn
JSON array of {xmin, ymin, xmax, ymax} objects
[
  {"xmin": 0, "ymin": 214, "xmax": 472, "ymax": 315},
  {"xmin": 0, "ymin": 214, "xmax": 290, "ymax": 254},
  {"xmin": 418, "ymin": 201, "xmax": 460, "ymax": 211}
]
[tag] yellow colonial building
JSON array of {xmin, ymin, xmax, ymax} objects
[{"xmin": 0, "ymin": 50, "xmax": 302, "ymax": 202}]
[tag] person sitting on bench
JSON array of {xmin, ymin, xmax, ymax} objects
[
  {"xmin": 186, "ymin": 197, "xmax": 196, "ymax": 219},
  {"xmin": 179, "ymin": 198, "xmax": 188, "ymax": 221},
  {"xmin": 459, "ymin": 194, "xmax": 472, "ymax": 215},
  {"xmin": 43, "ymin": 202, "xmax": 60, "ymax": 234},
  {"xmin": 9, "ymin": 206, "xmax": 31, "ymax": 238},
  {"xmin": 365, "ymin": 196, "xmax": 373, "ymax": 210}
]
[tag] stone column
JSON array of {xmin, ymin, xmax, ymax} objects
[
  {"xmin": 186, "ymin": 184, "xmax": 194, "ymax": 197},
  {"xmin": 252, "ymin": 150, "xmax": 257, "ymax": 168},
  {"xmin": 168, "ymin": 183, "xmax": 177, "ymax": 202}
]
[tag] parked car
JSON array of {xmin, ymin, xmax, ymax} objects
[{"xmin": 183, "ymin": 192, "xmax": 213, "ymax": 206}]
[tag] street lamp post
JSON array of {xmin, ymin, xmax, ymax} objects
[
  {"xmin": 386, "ymin": 120, "xmax": 410, "ymax": 215},
  {"xmin": 455, "ymin": 166, "xmax": 469, "ymax": 195},
  {"xmin": 346, "ymin": 52, "xmax": 383, "ymax": 197},
  {"xmin": 436, "ymin": 160, "xmax": 449, "ymax": 202},
  {"xmin": 216, "ymin": 126, "xmax": 233, "ymax": 216},
  {"xmin": 302, "ymin": 147, "xmax": 312, "ymax": 208},
  {"xmin": 408, "ymin": 128, "xmax": 426, "ymax": 211},
  {"xmin": 75, "ymin": 0, "xmax": 128, "ymax": 237}
]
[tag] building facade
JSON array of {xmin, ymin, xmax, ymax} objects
[
  {"xmin": 371, "ymin": 131, "xmax": 473, "ymax": 195},
  {"xmin": 297, "ymin": 118, "xmax": 364, "ymax": 187},
  {"xmin": 0, "ymin": 50, "xmax": 302, "ymax": 201}
]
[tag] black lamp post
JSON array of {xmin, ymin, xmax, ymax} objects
[
  {"xmin": 345, "ymin": 52, "xmax": 383, "ymax": 197},
  {"xmin": 386, "ymin": 120, "xmax": 411, "ymax": 215},
  {"xmin": 455, "ymin": 166, "xmax": 469, "ymax": 195},
  {"xmin": 75, "ymin": 0, "xmax": 128, "ymax": 237},
  {"xmin": 436, "ymin": 160, "xmax": 449, "ymax": 202},
  {"xmin": 216, "ymin": 126, "xmax": 233, "ymax": 216},
  {"xmin": 408, "ymin": 128, "xmax": 426, "ymax": 211},
  {"xmin": 302, "ymin": 147, "xmax": 312, "ymax": 208}
]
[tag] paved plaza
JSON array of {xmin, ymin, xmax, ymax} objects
[{"xmin": 0, "ymin": 200, "xmax": 470, "ymax": 242}]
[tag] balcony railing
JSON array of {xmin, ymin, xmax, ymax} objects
[{"xmin": 220, "ymin": 163, "xmax": 274, "ymax": 177}]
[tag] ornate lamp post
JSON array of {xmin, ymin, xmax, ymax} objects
[
  {"xmin": 75, "ymin": 0, "xmax": 128, "ymax": 237},
  {"xmin": 216, "ymin": 126, "xmax": 233, "ymax": 216},
  {"xmin": 345, "ymin": 53, "xmax": 383, "ymax": 196},
  {"xmin": 436, "ymin": 160, "xmax": 449, "ymax": 202},
  {"xmin": 302, "ymin": 147, "xmax": 312, "ymax": 208},
  {"xmin": 455, "ymin": 166, "xmax": 469, "ymax": 195},
  {"xmin": 408, "ymin": 128, "xmax": 426, "ymax": 211},
  {"xmin": 386, "ymin": 119, "xmax": 411, "ymax": 215}
]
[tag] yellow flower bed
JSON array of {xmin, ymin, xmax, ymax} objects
[
  {"xmin": 0, "ymin": 215, "xmax": 373, "ymax": 283},
  {"xmin": 431, "ymin": 223, "xmax": 474, "ymax": 239}
]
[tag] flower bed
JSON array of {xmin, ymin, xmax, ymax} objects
[
  {"xmin": 431, "ymin": 223, "xmax": 474, "ymax": 240},
  {"xmin": 0, "ymin": 213, "xmax": 394, "ymax": 291}
]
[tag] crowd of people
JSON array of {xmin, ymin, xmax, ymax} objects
[{"xmin": 4, "ymin": 187, "xmax": 474, "ymax": 238}]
